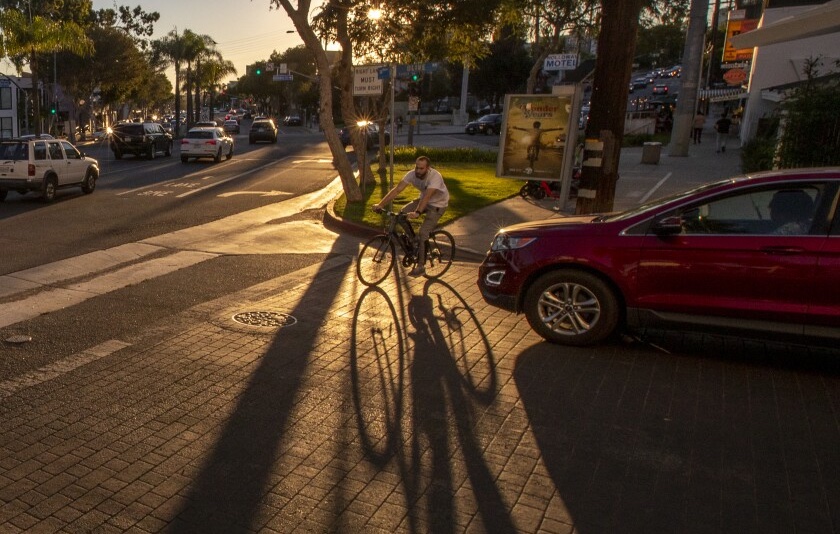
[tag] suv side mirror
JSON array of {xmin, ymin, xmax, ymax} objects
[{"xmin": 652, "ymin": 215, "xmax": 683, "ymax": 235}]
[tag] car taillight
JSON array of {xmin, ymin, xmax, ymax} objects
[
  {"xmin": 28, "ymin": 163, "xmax": 35, "ymax": 177},
  {"xmin": 181, "ymin": 139, "xmax": 189, "ymax": 144},
  {"xmin": 206, "ymin": 140, "xmax": 217, "ymax": 145}
]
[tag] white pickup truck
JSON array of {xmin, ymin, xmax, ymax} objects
[{"xmin": 0, "ymin": 137, "xmax": 99, "ymax": 202}]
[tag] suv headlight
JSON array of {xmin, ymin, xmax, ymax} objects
[{"xmin": 490, "ymin": 235, "xmax": 537, "ymax": 252}]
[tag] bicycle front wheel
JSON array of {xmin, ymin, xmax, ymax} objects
[
  {"xmin": 423, "ymin": 230, "xmax": 455, "ymax": 279},
  {"xmin": 357, "ymin": 235, "xmax": 396, "ymax": 286}
]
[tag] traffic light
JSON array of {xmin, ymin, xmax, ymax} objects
[
  {"xmin": 256, "ymin": 68, "xmax": 262, "ymax": 76},
  {"xmin": 50, "ymin": 106, "xmax": 56, "ymax": 115},
  {"xmin": 408, "ymin": 82, "xmax": 419, "ymax": 97},
  {"xmin": 410, "ymin": 72, "xmax": 420, "ymax": 82}
]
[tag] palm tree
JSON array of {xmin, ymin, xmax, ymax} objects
[
  {"xmin": 179, "ymin": 30, "xmax": 206, "ymax": 127},
  {"xmin": 200, "ymin": 56, "xmax": 237, "ymax": 121},
  {"xmin": 152, "ymin": 29, "xmax": 191, "ymax": 137},
  {"xmin": 0, "ymin": 10, "xmax": 92, "ymax": 134},
  {"xmin": 191, "ymin": 35, "xmax": 220, "ymax": 123}
]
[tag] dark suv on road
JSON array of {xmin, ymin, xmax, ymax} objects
[{"xmin": 109, "ymin": 122, "xmax": 173, "ymax": 160}]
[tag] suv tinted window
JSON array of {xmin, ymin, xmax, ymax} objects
[
  {"xmin": 188, "ymin": 131, "xmax": 214, "ymax": 139},
  {"xmin": 34, "ymin": 142, "xmax": 47, "ymax": 160},
  {"xmin": 61, "ymin": 140, "xmax": 82, "ymax": 159},
  {"xmin": 0, "ymin": 142, "xmax": 26, "ymax": 160},
  {"xmin": 114, "ymin": 124, "xmax": 144, "ymax": 135},
  {"xmin": 48, "ymin": 142, "xmax": 63, "ymax": 160}
]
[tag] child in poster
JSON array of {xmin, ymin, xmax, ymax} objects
[{"xmin": 500, "ymin": 95, "xmax": 572, "ymax": 179}]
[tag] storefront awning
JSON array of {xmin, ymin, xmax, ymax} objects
[
  {"xmin": 698, "ymin": 88, "xmax": 748, "ymax": 102},
  {"xmin": 729, "ymin": 0, "xmax": 840, "ymax": 48}
]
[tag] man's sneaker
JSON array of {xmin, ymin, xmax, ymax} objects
[{"xmin": 409, "ymin": 267, "xmax": 425, "ymax": 277}]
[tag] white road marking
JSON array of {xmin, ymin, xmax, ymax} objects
[
  {"xmin": 217, "ymin": 191, "xmax": 291, "ymax": 198},
  {"xmin": 1, "ymin": 175, "xmax": 347, "ymax": 329},
  {"xmin": 0, "ymin": 251, "xmax": 217, "ymax": 329},
  {"xmin": 639, "ymin": 172, "xmax": 673, "ymax": 204},
  {"xmin": 0, "ymin": 243, "xmax": 164, "ymax": 298},
  {"xmin": 0, "ymin": 340, "xmax": 132, "ymax": 399}
]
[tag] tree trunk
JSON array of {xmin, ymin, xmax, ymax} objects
[
  {"xmin": 527, "ymin": 35, "xmax": 559, "ymax": 94},
  {"xmin": 174, "ymin": 66, "xmax": 181, "ymax": 138},
  {"xmin": 276, "ymin": 0, "xmax": 362, "ymax": 202},
  {"xmin": 185, "ymin": 65, "xmax": 193, "ymax": 128},
  {"xmin": 668, "ymin": 0, "xmax": 709, "ymax": 157},
  {"xmin": 194, "ymin": 61, "xmax": 201, "ymax": 123},
  {"xmin": 30, "ymin": 52, "xmax": 43, "ymax": 135},
  {"xmin": 575, "ymin": 0, "xmax": 645, "ymax": 214}
]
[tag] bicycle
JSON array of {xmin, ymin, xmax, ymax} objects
[{"xmin": 356, "ymin": 208, "xmax": 456, "ymax": 286}]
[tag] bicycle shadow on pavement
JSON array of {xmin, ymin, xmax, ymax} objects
[{"xmin": 349, "ymin": 277, "xmax": 513, "ymax": 532}]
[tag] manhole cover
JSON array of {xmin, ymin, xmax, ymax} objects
[{"xmin": 232, "ymin": 311, "xmax": 297, "ymax": 328}]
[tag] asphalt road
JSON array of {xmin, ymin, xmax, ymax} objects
[{"xmin": 0, "ymin": 124, "xmax": 348, "ymax": 376}]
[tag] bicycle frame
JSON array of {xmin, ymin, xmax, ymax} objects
[{"xmin": 382, "ymin": 210, "xmax": 417, "ymax": 259}]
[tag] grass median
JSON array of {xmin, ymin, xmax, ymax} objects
[{"xmin": 332, "ymin": 146, "xmax": 523, "ymax": 230}]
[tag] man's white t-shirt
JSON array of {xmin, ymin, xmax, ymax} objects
[{"xmin": 401, "ymin": 167, "xmax": 449, "ymax": 208}]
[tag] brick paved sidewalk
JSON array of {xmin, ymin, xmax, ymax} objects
[{"xmin": 1, "ymin": 255, "xmax": 839, "ymax": 533}]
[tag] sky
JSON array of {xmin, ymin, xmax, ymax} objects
[{"xmin": 90, "ymin": 0, "xmax": 306, "ymax": 83}]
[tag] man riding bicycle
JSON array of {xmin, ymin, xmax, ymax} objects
[{"xmin": 373, "ymin": 155, "xmax": 450, "ymax": 277}]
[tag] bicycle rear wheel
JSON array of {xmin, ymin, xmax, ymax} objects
[
  {"xmin": 423, "ymin": 230, "xmax": 455, "ymax": 279},
  {"xmin": 357, "ymin": 235, "xmax": 396, "ymax": 286}
]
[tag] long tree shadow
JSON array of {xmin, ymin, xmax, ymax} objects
[
  {"xmin": 514, "ymin": 337, "xmax": 840, "ymax": 533},
  {"xmin": 167, "ymin": 238, "xmax": 357, "ymax": 533}
]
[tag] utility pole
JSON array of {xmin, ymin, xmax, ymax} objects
[
  {"xmin": 575, "ymin": 0, "xmax": 646, "ymax": 214},
  {"xmin": 706, "ymin": 0, "xmax": 723, "ymax": 91},
  {"xmin": 668, "ymin": 0, "xmax": 710, "ymax": 157}
]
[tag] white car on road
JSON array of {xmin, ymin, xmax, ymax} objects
[
  {"xmin": 180, "ymin": 127, "xmax": 234, "ymax": 163},
  {"xmin": 0, "ymin": 137, "xmax": 99, "ymax": 202}
]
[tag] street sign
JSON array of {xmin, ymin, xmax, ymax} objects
[
  {"xmin": 543, "ymin": 54, "xmax": 578, "ymax": 71},
  {"xmin": 273, "ymin": 74, "xmax": 294, "ymax": 81},
  {"xmin": 408, "ymin": 96, "xmax": 420, "ymax": 112},
  {"xmin": 395, "ymin": 62, "xmax": 441, "ymax": 80},
  {"xmin": 353, "ymin": 65, "xmax": 385, "ymax": 96}
]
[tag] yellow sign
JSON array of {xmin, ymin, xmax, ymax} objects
[
  {"xmin": 723, "ymin": 19, "xmax": 758, "ymax": 62},
  {"xmin": 497, "ymin": 93, "xmax": 576, "ymax": 180}
]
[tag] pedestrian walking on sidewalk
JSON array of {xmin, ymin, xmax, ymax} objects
[
  {"xmin": 715, "ymin": 114, "xmax": 731, "ymax": 153},
  {"xmin": 692, "ymin": 111, "xmax": 705, "ymax": 144},
  {"xmin": 373, "ymin": 156, "xmax": 449, "ymax": 277}
]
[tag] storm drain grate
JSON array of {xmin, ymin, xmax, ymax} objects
[{"xmin": 232, "ymin": 311, "xmax": 297, "ymax": 328}]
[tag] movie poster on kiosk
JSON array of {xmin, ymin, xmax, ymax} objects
[{"xmin": 497, "ymin": 93, "xmax": 576, "ymax": 180}]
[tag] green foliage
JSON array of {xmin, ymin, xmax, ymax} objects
[
  {"xmin": 634, "ymin": 23, "xmax": 686, "ymax": 69},
  {"xmin": 776, "ymin": 73, "xmax": 840, "ymax": 168},
  {"xmin": 740, "ymin": 136, "xmax": 777, "ymax": 173},
  {"xmin": 333, "ymin": 160, "xmax": 521, "ymax": 229},
  {"xmin": 391, "ymin": 146, "xmax": 498, "ymax": 163}
]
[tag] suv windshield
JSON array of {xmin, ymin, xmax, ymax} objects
[{"xmin": 113, "ymin": 124, "xmax": 144, "ymax": 135}]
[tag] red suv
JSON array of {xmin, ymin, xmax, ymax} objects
[{"xmin": 478, "ymin": 168, "xmax": 840, "ymax": 346}]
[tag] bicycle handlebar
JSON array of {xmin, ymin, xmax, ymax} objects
[{"xmin": 372, "ymin": 206, "xmax": 404, "ymax": 218}]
